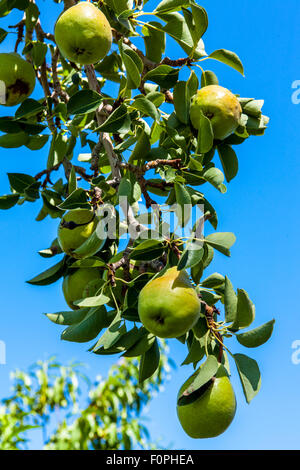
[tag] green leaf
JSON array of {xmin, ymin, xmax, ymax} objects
[
  {"xmin": 201, "ymin": 70, "xmax": 219, "ymax": 87},
  {"xmin": 201, "ymin": 272, "xmax": 225, "ymax": 289},
  {"xmin": 129, "ymin": 129, "xmax": 151, "ymax": 164},
  {"xmin": 45, "ymin": 308, "xmax": 90, "ymax": 326},
  {"xmin": 178, "ymin": 244, "xmax": 204, "ymax": 271},
  {"xmin": 61, "ymin": 306, "xmax": 108, "ymax": 343},
  {"xmin": 130, "ymin": 240, "xmax": 165, "ymax": 261},
  {"xmin": 187, "ymin": 70, "xmax": 199, "ymax": 97},
  {"xmin": 231, "ymin": 289, "xmax": 255, "ymax": 330},
  {"xmin": 67, "ymin": 90, "xmax": 102, "ymax": 115},
  {"xmin": 30, "ymin": 40, "xmax": 47, "ymax": 67},
  {"xmin": 196, "ymin": 112, "xmax": 214, "ymax": 154},
  {"xmin": 68, "ymin": 166, "xmax": 77, "ymax": 195},
  {"xmin": 93, "ymin": 312, "xmax": 125, "ymax": 351},
  {"xmin": 203, "ymin": 167, "xmax": 227, "ymax": 193},
  {"xmin": 96, "ymin": 104, "xmax": 132, "ymax": 134},
  {"xmin": 58, "ymin": 189, "xmax": 89, "ymax": 210},
  {"xmin": 27, "ymin": 259, "xmax": 65, "ymax": 286},
  {"xmin": 189, "ymin": 4, "xmax": 208, "ymax": 43},
  {"xmin": 0, "ymin": 193, "xmax": 19, "ymax": 209},
  {"xmin": 74, "ymin": 292, "xmax": 110, "ymax": 308},
  {"xmin": 118, "ymin": 177, "xmax": 132, "ymax": 198},
  {"xmin": 7, "ymin": 173, "xmax": 35, "ymax": 194},
  {"xmin": 234, "ymin": 353, "xmax": 261, "ymax": 403},
  {"xmin": 119, "ymin": 41, "xmax": 143, "ymax": 89},
  {"xmin": 236, "ymin": 320, "xmax": 275, "ymax": 348},
  {"xmin": 181, "ymin": 336, "xmax": 205, "ymax": 366},
  {"xmin": 217, "ymin": 144, "xmax": 239, "ymax": 182},
  {"xmin": 0, "ymin": 132, "xmax": 29, "ymax": 148},
  {"xmin": 144, "ymin": 65, "xmax": 179, "ymax": 89},
  {"xmin": 131, "ymin": 97, "xmax": 160, "ymax": 122},
  {"xmin": 122, "ymin": 329, "xmax": 156, "ymax": 357},
  {"xmin": 199, "ymin": 289, "xmax": 221, "ymax": 306},
  {"xmin": 154, "ymin": 0, "xmax": 190, "ymax": 14},
  {"xmin": 0, "ymin": 27, "xmax": 7, "ymax": 42},
  {"xmin": 25, "ymin": 134, "xmax": 49, "ymax": 151},
  {"xmin": 174, "ymin": 182, "xmax": 192, "ymax": 227},
  {"xmin": 209, "ymin": 49, "xmax": 244, "ymax": 75},
  {"xmin": 178, "ymin": 355, "xmax": 219, "ymax": 404},
  {"xmin": 173, "ymin": 81, "xmax": 190, "ymax": 124},
  {"xmin": 68, "ymin": 257, "xmax": 106, "ymax": 269},
  {"xmin": 142, "ymin": 21, "xmax": 165, "ymax": 63},
  {"xmin": 158, "ymin": 11, "xmax": 206, "ymax": 58},
  {"xmin": 205, "ymin": 232, "xmax": 236, "ymax": 257},
  {"xmin": 224, "ymin": 276, "xmax": 237, "ymax": 323},
  {"xmin": 139, "ymin": 339, "xmax": 160, "ymax": 383},
  {"xmin": 15, "ymin": 98, "xmax": 43, "ymax": 119}
]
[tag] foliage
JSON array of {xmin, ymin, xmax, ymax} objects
[
  {"xmin": 0, "ymin": 348, "xmax": 171, "ymax": 450},
  {"xmin": 0, "ymin": 0, "xmax": 275, "ymax": 434}
]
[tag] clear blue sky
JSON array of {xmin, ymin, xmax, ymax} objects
[{"xmin": 0, "ymin": 0, "xmax": 300, "ymax": 450}]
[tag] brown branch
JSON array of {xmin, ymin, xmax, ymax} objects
[
  {"xmin": 85, "ymin": 64, "xmax": 122, "ymax": 181},
  {"xmin": 201, "ymin": 301, "xmax": 223, "ymax": 363},
  {"xmin": 9, "ymin": 19, "xmax": 25, "ymax": 52},
  {"xmin": 51, "ymin": 48, "xmax": 70, "ymax": 103}
]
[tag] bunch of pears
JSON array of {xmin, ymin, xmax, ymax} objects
[
  {"xmin": 57, "ymin": 208, "xmax": 237, "ymax": 439},
  {"xmin": 3, "ymin": 0, "xmax": 242, "ymax": 441}
]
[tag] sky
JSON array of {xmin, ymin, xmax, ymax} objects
[{"xmin": 0, "ymin": 0, "xmax": 300, "ymax": 450}]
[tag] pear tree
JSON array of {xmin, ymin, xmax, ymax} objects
[{"xmin": 0, "ymin": 0, "xmax": 275, "ymax": 439}]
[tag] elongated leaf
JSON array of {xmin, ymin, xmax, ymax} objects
[
  {"xmin": 15, "ymin": 98, "xmax": 43, "ymax": 119},
  {"xmin": 27, "ymin": 259, "xmax": 65, "ymax": 286},
  {"xmin": 93, "ymin": 312, "xmax": 126, "ymax": 351},
  {"xmin": 144, "ymin": 65, "xmax": 179, "ymax": 89},
  {"xmin": 139, "ymin": 339, "xmax": 160, "ymax": 383},
  {"xmin": 209, "ymin": 49, "xmax": 244, "ymax": 75},
  {"xmin": 155, "ymin": 0, "xmax": 190, "ymax": 14},
  {"xmin": 61, "ymin": 306, "xmax": 108, "ymax": 343},
  {"xmin": 142, "ymin": 21, "xmax": 165, "ymax": 63},
  {"xmin": 0, "ymin": 194, "xmax": 19, "ymax": 210},
  {"xmin": 175, "ymin": 182, "xmax": 192, "ymax": 227},
  {"xmin": 122, "ymin": 329, "xmax": 156, "ymax": 357},
  {"xmin": 217, "ymin": 144, "xmax": 239, "ymax": 182},
  {"xmin": 96, "ymin": 104, "xmax": 132, "ymax": 134},
  {"xmin": 132, "ymin": 97, "xmax": 160, "ymax": 122},
  {"xmin": 236, "ymin": 319, "xmax": 275, "ymax": 348},
  {"xmin": 178, "ymin": 245, "xmax": 204, "ymax": 270},
  {"xmin": 234, "ymin": 353, "xmax": 261, "ymax": 403},
  {"xmin": 203, "ymin": 167, "xmax": 227, "ymax": 193},
  {"xmin": 201, "ymin": 70, "xmax": 219, "ymax": 87},
  {"xmin": 201, "ymin": 272, "xmax": 225, "ymax": 289},
  {"xmin": 58, "ymin": 189, "xmax": 89, "ymax": 210},
  {"xmin": 0, "ymin": 132, "xmax": 29, "ymax": 148},
  {"xmin": 45, "ymin": 308, "xmax": 90, "ymax": 326},
  {"xmin": 173, "ymin": 81, "xmax": 190, "ymax": 124},
  {"xmin": 178, "ymin": 355, "xmax": 219, "ymax": 404},
  {"xmin": 224, "ymin": 276, "xmax": 237, "ymax": 323},
  {"xmin": 67, "ymin": 90, "xmax": 102, "ymax": 115},
  {"xmin": 181, "ymin": 336, "xmax": 205, "ymax": 366},
  {"xmin": 231, "ymin": 289, "xmax": 255, "ymax": 330},
  {"xmin": 205, "ymin": 232, "xmax": 236, "ymax": 257},
  {"xmin": 74, "ymin": 293, "xmax": 110, "ymax": 308}
]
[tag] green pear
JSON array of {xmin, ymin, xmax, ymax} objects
[
  {"xmin": 62, "ymin": 268, "xmax": 102, "ymax": 310},
  {"xmin": 0, "ymin": 53, "xmax": 36, "ymax": 107},
  {"xmin": 54, "ymin": 2, "xmax": 112, "ymax": 65},
  {"xmin": 190, "ymin": 85, "xmax": 242, "ymax": 140},
  {"xmin": 177, "ymin": 368, "xmax": 236, "ymax": 438},
  {"xmin": 57, "ymin": 209, "xmax": 98, "ymax": 259},
  {"xmin": 138, "ymin": 267, "xmax": 200, "ymax": 338}
]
